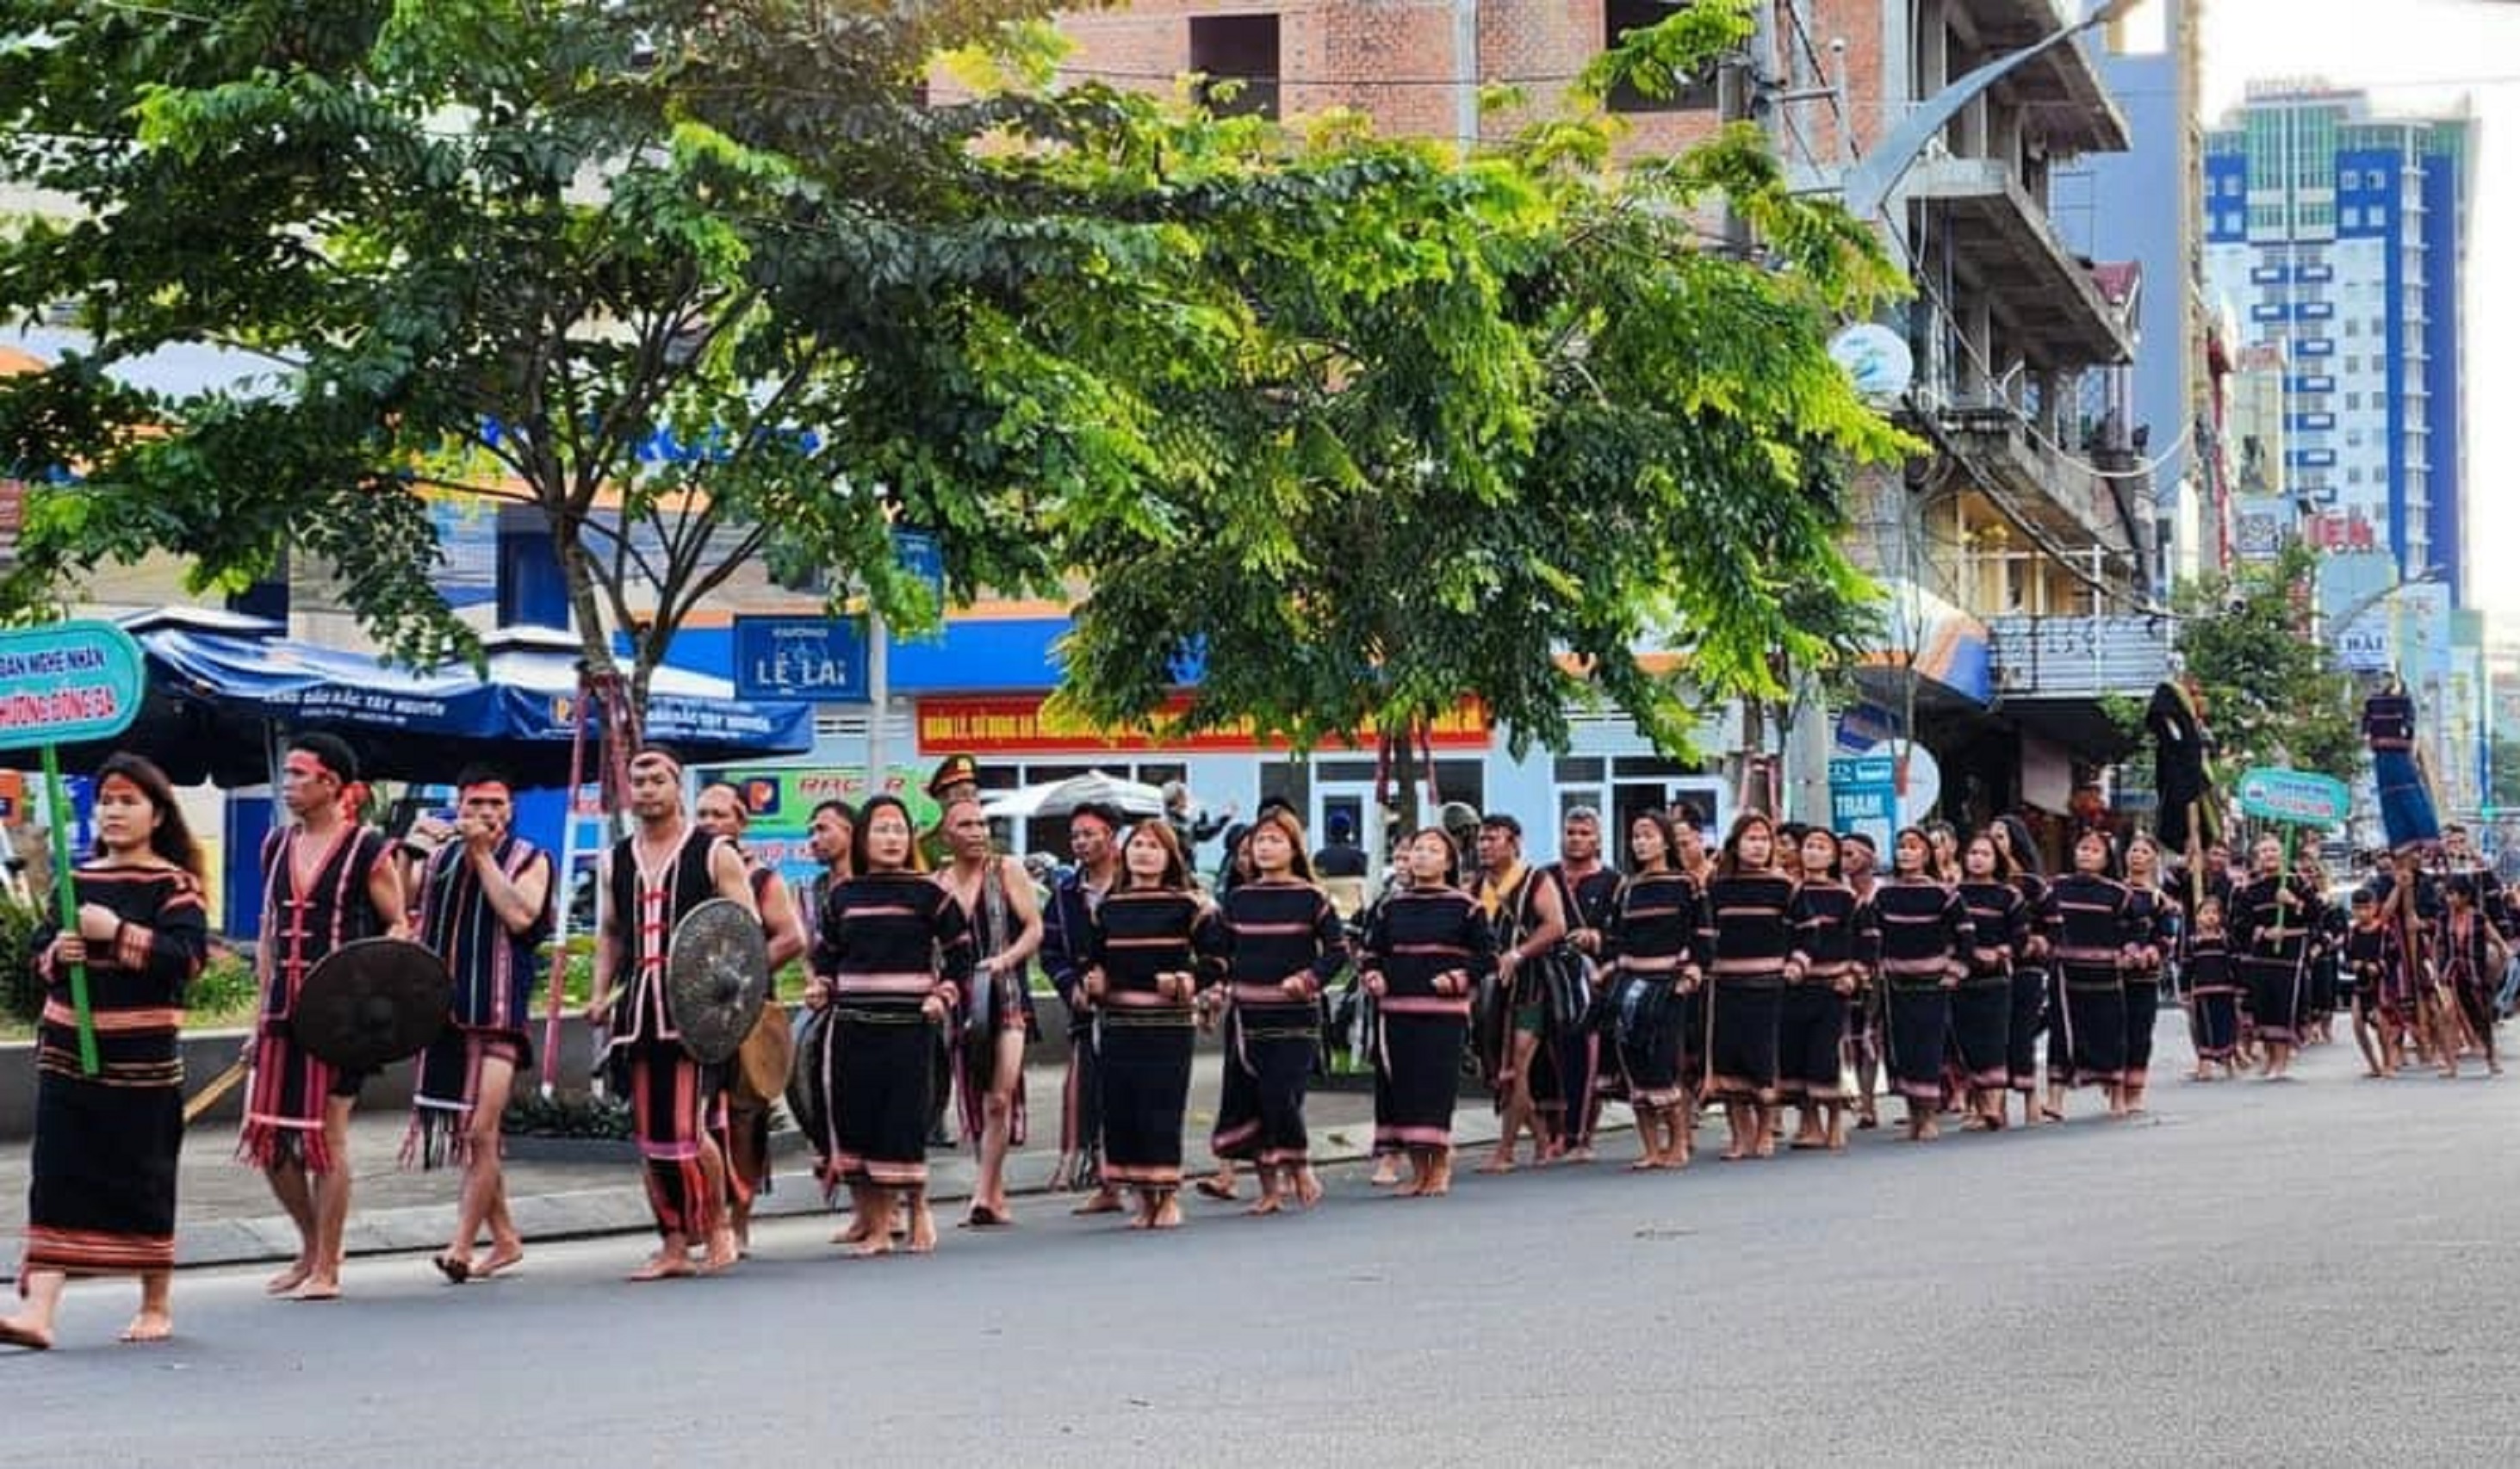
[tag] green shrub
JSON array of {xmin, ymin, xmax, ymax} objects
[
  {"xmin": 188, "ymin": 950, "xmax": 261, "ymax": 1021},
  {"xmin": 0, "ymin": 891, "xmax": 42, "ymax": 1026},
  {"xmin": 3, "ymin": 901, "xmax": 264, "ymax": 1031},
  {"xmin": 503, "ymin": 1088, "xmax": 632, "ymax": 1139}
]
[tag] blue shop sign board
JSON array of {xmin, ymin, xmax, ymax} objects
[
  {"xmin": 1829, "ymin": 754, "xmax": 1898, "ymax": 852},
  {"xmin": 732, "ymin": 616, "xmax": 869, "ymax": 703},
  {"xmin": 892, "ymin": 529, "xmax": 944, "ymax": 599}
]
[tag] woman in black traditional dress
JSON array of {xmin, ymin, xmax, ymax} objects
[
  {"xmin": 1698, "ymin": 814, "xmax": 1795, "ymax": 1162},
  {"xmin": 2229, "ymin": 834, "xmax": 2324, "ymax": 1082},
  {"xmin": 1925, "ymin": 821, "xmax": 1963, "ymax": 885},
  {"xmin": 1867, "ymin": 827, "xmax": 1971, "ymax": 1142},
  {"xmin": 804, "ymin": 795, "xmax": 974, "ymax": 1256},
  {"xmin": 1952, "ymin": 834, "xmax": 2027, "ymax": 1131},
  {"xmin": 1210, "ymin": 809, "xmax": 1346, "ymax": 1215},
  {"xmin": 2182, "ymin": 896, "xmax": 2242, "ymax": 1079},
  {"xmin": 2048, "ymin": 830, "xmax": 2141, "ymax": 1118},
  {"xmin": 2297, "ymin": 851, "xmax": 2343, "ymax": 1047},
  {"xmin": 2120, "ymin": 834, "xmax": 2182, "ymax": 1115},
  {"xmin": 1356, "ymin": 827, "xmax": 1496, "ymax": 1197},
  {"xmin": 2, "ymin": 754, "xmax": 208, "ymax": 1351},
  {"xmin": 1988, "ymin": 815, "xmax": 2056, "ymax": 1126},
  {"xmin": 1606, "ymin": 812, "xmax": 1700, "ymax": 1170},
  {"xmin": 1671, "ymin": 819, "xmax": 1714, "ymax": 1108},
  {"xmin": 1082, "ymin": 821, "xmax": 1223, "ymax": 1228},
  {"xmin": 1780, "ymin": 828, "xmax": 1864, "ymax": 1152}
]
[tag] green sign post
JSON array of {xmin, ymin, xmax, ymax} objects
[{"xmin": 0, "ymin": 620, "xmax": 148, "ymax": 1074}]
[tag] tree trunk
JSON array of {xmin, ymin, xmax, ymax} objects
[
  {"xmin": 1387, "ymin": 720, "xmax": 1424, "ymax": 831},
  {"xmin": 1735, "ymin": 697, "xmax": 1772, "ymax": 817},
  {"xmin": 550, "ymin": 520, "xmax": 642, "ymax": 789},
  {"xmin": 553, "ymin": 522, "xmax": 618, "ymax": 687}
]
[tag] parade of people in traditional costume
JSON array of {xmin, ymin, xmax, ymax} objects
[{"xmin": 10, "ymin": 666, "xmax": 2517, "ymax": 1354}]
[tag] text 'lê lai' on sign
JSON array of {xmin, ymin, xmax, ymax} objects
[{"xmin": 730, "ymin": 615, "xmax": 870, "ymax": 703}]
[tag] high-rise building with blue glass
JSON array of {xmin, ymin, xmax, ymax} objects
[{"xmin": 2203, "ymin": 83, "xmax": 2474, "ymax": 604}]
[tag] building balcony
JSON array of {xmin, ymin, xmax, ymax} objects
[
  {"xmin": 1906, "ymin": 156, "xmax": 2135, "ymax": 369},
  {"xmin": 1944, "ymin": 0, "xmax": 2131, "ymax": 154},
  {"xmin": 1989, "ymin": 613, "xmax": 2171, "ymax": 700},
  {"xmin": 1926, "ymin": 402, "xmax": 2142, "ymax": 560}
]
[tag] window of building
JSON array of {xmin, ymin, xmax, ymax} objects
[
  {"xmin": 1604, "ymin": 0, "xmax": 1720, "ymax": 112},
  {"xmin": 2346, "ymin": 392, "xmax": 2362, "ymax": 410},
  {"xmin": 1189, "ymin": 13, "xmax": 1282, "ymax": 120},
  {"xmin": 2368, "ymin": 170, "xmax": 2387, "ymax": 190}
]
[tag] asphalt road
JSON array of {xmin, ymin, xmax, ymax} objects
[{"xmin": 8, "ymin": 1035, "xmax": 2518, "ymax": 1467}]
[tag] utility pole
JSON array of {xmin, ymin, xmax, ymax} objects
[
  {"xmin": 1716, "ymin": 2, "xmax": 1778, "ymax": 254},
  {"xmin": 1717, "ymin": 3, "xmax": 1778, "ymax": 812}
]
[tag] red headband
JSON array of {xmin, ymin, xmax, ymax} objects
[{"xmin": 285, "ymin": 752, "xmax": 340, "ymax": 784}]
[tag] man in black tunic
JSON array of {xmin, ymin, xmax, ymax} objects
[{"xmin": 587, "ymin": 749, "xmax": 757, "ymax": 1280}]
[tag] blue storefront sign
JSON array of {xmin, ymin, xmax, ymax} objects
[
  {"xmin": 892, "ymin": 528, "xmax": 944, "ymax": 599},
  {"xmin": 1828, "ymin": 754, "xmax": 1898, "ymax": 854},
  {"xmin": 731, "ymin": 615, "xmax": 870, "ymax": 702}
]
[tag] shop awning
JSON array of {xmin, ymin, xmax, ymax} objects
[
  {"xmin": 10, "ymin": 617, "xmax": 815, "ymax": 786},
  {"xmin": 1853, "ymin": 579, "xmax": 1996, "ymax": 710}
]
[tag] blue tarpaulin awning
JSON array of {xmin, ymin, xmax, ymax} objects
[{"xmin": 12, "ymin": 615, "xmax": 816, "ymax": 787}]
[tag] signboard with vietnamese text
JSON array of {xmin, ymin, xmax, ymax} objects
[
  {"xmin": 2237, "ymin": 766, "xmax": 2353, "ymax": 829},
  {"xmin": 915, "ymin": 693, "xmax": 1492, "ymax": 757},
  {"xmin": 0, "ymin": 618, "xmax": 147, "ymax": 1077},
  {"xmin": 0, "ymin": 620, "xmax": 146, "ymax": 750},
  {"xmin": 698, "ymin": 764, "xmax": 938, "ymax": 887},
  {"xmin": 1828, "ymin": 754, "xmax": 1898, "ymax": 855},
  {"xmin": 730, "ymin": 615, "xmax": 870, "ymax": 703}
]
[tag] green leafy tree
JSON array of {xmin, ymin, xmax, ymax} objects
[
  {"xmin": 1046, "ymin": 3, "xmax": 1906, "ymax": 809},
  {"xmin": 0, "ymin": 0, "xmax": 1155, "ymax": 721},
  {"xmin": 0, "ymin": 0, "xmax": 1898, "ymax": 804},
  {"xmin": 2171, "ymin": 542, "xmax": 2361, "ymax": 784}
]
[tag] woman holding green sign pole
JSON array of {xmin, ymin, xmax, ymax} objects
[
  {"xmin": 2, "ymin": 754, "xmax": 209, "ymax": 1350},
  {"xmin": 2230, "ymin": 837, "xmax": 2326, "ymax": 1082}
]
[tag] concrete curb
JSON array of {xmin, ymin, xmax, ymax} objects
[{"xmin": 13, "ymin": 1107, "xmax": 1544, "ymax": 1277}]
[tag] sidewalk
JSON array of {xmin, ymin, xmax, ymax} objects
[{"xmin": 0, "ymin": 1053, "xmax": 1529, "ymax": 1278}]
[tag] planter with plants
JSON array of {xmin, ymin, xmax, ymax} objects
[{"xmin": 500, "ymin": 1089, "xmax": 641, "ymax": 1162}]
